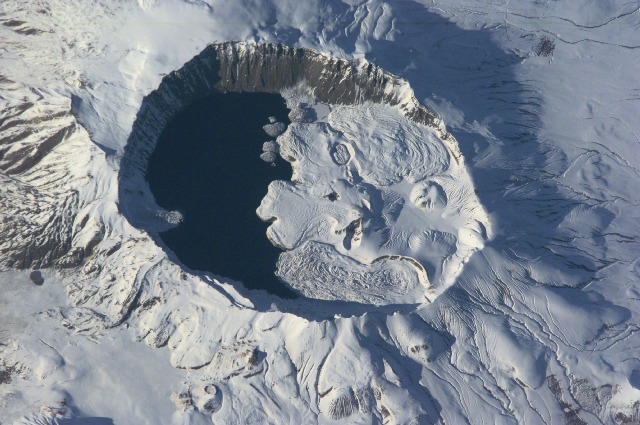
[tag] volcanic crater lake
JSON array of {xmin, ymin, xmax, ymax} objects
[{"xmin": 147, "ymin": 92, "xmax": 296, "ymax": 298}]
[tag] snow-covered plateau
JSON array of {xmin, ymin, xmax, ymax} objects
[{"xmin": 1, "ymin": 1, "xmax": 639, "ymax": 424}]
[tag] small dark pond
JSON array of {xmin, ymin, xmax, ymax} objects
[{"xmin": 147, "ymin": 92, "xmax": 297, "ymax": 298}]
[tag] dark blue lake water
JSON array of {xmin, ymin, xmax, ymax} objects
[{"xmin": 147, "ymin": 92, "xmax": 296, "ymax": 298}]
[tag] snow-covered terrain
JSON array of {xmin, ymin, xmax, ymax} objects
[
  {"xmin": 1, "ymin": 0, "xmax": 639, "ymax": 424},
  {"xmin": 263, "ymin": 86, "xmax": 490, "ymax": 303}
]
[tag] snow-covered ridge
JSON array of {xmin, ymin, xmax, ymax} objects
[{"xmin": 0, "ymin": 80, "xmax": 93, "ymax": 270}]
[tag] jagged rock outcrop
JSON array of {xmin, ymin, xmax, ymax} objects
[{"xmin": 0, "ymin": 78, "xmax": 95, "ymax": 270}]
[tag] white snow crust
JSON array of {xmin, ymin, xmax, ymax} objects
[
  {"xmin": 259, "ymin": 86, "xmax": 490, "ymax": 303},
  {"xmin": 1, "ymin": 0, "xmax": 640, "ymax": 424}
]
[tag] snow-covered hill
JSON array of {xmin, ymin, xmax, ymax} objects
[{"xmin": 1, "ymin": 0, "xmax": 639, "ymax": 424}]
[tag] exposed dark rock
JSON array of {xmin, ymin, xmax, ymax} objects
[
  {"xmin": 0, "ymin": 363, "xmax": 16, "ymax": 384},
  {"xmin": 288, "ymin": 103, "xmax": 316, "ymax": 123},
  {"xmin": 410, "ymin": 344, "xmax": 429, "ymax": 354},
  {"xmin": 3, "ymin": 124, "xmax": 74, "ymax": 175},
  {"xmin": 263, "ymin": 121, "xmax": 286, "ymax": 137},
  {"xmin": 569, "ymin": 376, "xmax": 601, "ymax": 416},
  {"xmin": 2, "ymin": 20, "xmax": 26, "ymax": 27},
  {"xmin": 342, "ymin": 218, "xmax": 362, "ymax": 250},
  {"xmin": 353, "ymin": 388, "xmax": 373, "ymax": 414},
  {"xmin": 614, "ymin": 402, "xmax": 640, "ymax": 424},
  {"xmin": 331, "ymin": 143, "xmax": 350, "ymax": 165},
  {"xmin": 535, "ymin": 36, "xmax": 555, "ymax": 57},
  {"xmin": 260, "ymin": 151, "xmax": 277, "ymax": 163},
  {"xmin": 56, "ymin": 247, "xmax": 85, "ymax": 269},
  {"xmin": 203, "ymin": 397, "xmax": 222, "ymax": 414},
  {"xmin": 326, "ymin": 192, "xmax": 340, "ymax": 202},
  {"xmin": 29, "ymin": 270, "xmax": 44, "ymax": 286},
  {"xmin": 547, "ymin": 375, "xmax": 587, "ymax": 425},
  {"xmin": 0, "ymin": 189, "xmax": 78, "ymax": 270},
  {"xmin": 262, "ymin": 141, "xmax": 278, "ymax": 153},
  {"xmin": 328, "ymin": 390, "xmax": 356, "ymax": 420}
]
